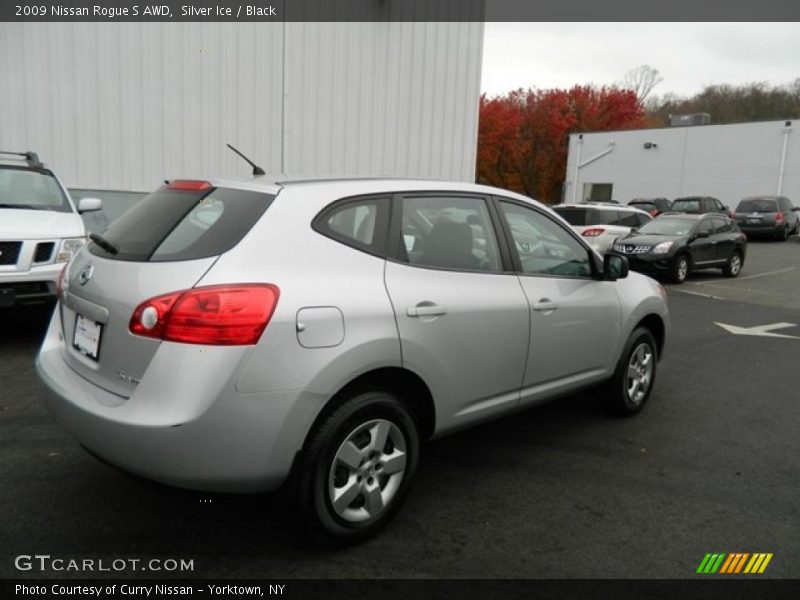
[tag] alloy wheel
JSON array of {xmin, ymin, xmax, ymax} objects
[
  {"xmin": 328, "ymin": 419, "xmax": 407, "ymax": 523},
  {"xmin": 626, "ymin": 343, "xmax": 654, "ymax": 405}
]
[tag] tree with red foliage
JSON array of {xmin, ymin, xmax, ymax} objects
[{"xmin": 477, "ymin": 86, "xmax": 647, "ymax": 202}]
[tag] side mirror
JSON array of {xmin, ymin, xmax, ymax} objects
[
  {"xmin": 721, "ymin": 205, "xmax": 729, "ymax": 211},
  {"xmin": 695, "ymin": 230, "xmax": 710, "ymax": 239},
  {"xmin": 78, "ymin": 197, "xmax": 103, "ymax": 213},
  {"xmin": 603, "ymin": 254, "xmax": 629, "ymax": 281},
  {"xmin": 792, "ymin": 207, "xmax": 800, "ymax": 212}
]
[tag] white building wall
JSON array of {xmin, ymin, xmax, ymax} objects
[
  {"xmin": 565, "ymin": 120, "xmax": 799, "ymax": 207},
  {"xmin": 0, "ymin": 21, "xmax": 483, "ymax": 192}
]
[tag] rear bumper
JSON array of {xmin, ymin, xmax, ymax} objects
[
  {"xmin": 35, "ymin": 311, "xmax": 325, "ymax": 492},
  {"xmin": 738, "ymin": 224, "xmax": 784, "ymax": 237}
]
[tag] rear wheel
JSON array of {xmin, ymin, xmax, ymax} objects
[
  {"xmin": 669, "ymin": 254, "xmax": 690, "ymax": 284},
  {"xmin": 777, "ymin": 225, "xmax": 789, "ymax": 241},
  {"xmin": 297, "ymin": 390, "xmax": 419, "ymax": 545},
  {"xmin": 604, "ymin": 327, "xmax": 658, "ymax": 416},
  {"xmin": 722, "ymin": 250, "xmax": 743, "ymax": 277}
]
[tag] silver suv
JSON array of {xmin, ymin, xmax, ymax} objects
[
  {"xmin": 36, "ymin": 177, "xmax": 669, "ymax": 543},
  {"xmin": 0, "ymin": 151, "xmax": 102, "ymax": 309}
]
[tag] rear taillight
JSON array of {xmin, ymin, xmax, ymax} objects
[
  {"xmin": 582, "ymin": 228, "xmax": 605, "ymax": 237},
  {"xmin": 776, "ymin": 211, "xmax": 785, "ymax": 223},
  {"xmin": 167, "ymin": 180, "xmax": 212, "ymax": 191},
  {"xmin": 129, "ymin": 284, "xmax": 280, "ymax": 346},
  {"xmin": 731, "ymin": 211, "xmax": 736, "ymax": 218},
  {"xmin": 649, "ymin": 209, "xmax": 658, "ymax": 217}
]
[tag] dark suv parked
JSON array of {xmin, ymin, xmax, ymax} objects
[
  {"xmin": 733, "ymin": 196, "xmax": 799, "ymax": 241},
  {"xmin": 613, "ymin": 213, "xmax": 747, "ymax": 283},
  {"xmin": 670, "ymin": 196, "xmax": 729, "ymax": 216},
  {"xmin": 629, "ymin": 198, "xmax": 672, "ymax": 217}
]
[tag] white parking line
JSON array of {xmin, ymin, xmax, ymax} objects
[
  {"xmin": 734, "ymin": 267, "xmax": 796, "ymax": 281},
  {"xmin": 671, "ymin": 288, "xmax": 725, "ymax": 300}
]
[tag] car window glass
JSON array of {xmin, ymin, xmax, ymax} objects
[
  {"xmin": 737, "ymin": 198, "xmax": 777, "ymax": 213},
  {"xmin": 0, "ymin": 166, "xmax": 70, "ymax": 213},
  {"xmin": 313, "ymin": 196, "xmax": 390, "ymax": 257},
  {"xmin": 499, "ymin": 202, "xmax": 592, "ymax": 278},
  {"xmin": 696, "ymin": 220, "xmax": 713, "ymax": 236},
  {"xmin": 617, "ymin": 212, "xmax": 641, "ymax": 227},
  {"xmin": 712, "ymin": 218, "xmax": 730, "ymax": 233},
  {"xmin": 398, "ymin": 195, "xmax": 501, "ymax": 272},
  {"xmin": 326, "ymin": 202, "xmax": 378, "ymax": 245},
  {"xmin": 636, "ymin": 213, "xmax": 651, "ymax": 227}
]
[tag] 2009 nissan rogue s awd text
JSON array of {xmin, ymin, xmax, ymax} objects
[{"xmin": 36, "ymin": 177, "xmax": 669, "ymax": 543}]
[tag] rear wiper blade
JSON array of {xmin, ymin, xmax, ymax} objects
[{"xmin": 89, "ymin": 233, "xmax": 119, "ymax": 255}]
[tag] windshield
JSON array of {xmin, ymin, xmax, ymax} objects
[
  {"xmin": 637, "ymin": 217, "xmax": 695, "ymax": 236},
  {"xmin": 0, "ymin": 166, "xmax": 70, "ymax": 212},
  {"xmin": 737, "ymin": 198, "xmax": 778, "ymax": 213},
  {"xmin": 671, "ymin": 198, "xmax": 702, "ymax": 212}
]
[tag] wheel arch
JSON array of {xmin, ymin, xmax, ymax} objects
[
  {"xmin": 305, "ymin": 367, "xmax": 436, "ymax": 447},
  {"xmin": 634, "ymin": 313, "xmax": 666, "ymax": 359}
]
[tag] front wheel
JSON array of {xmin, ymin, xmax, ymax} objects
[
  {"xmin": 669, "ymin": 254, "xmax": 690, "ymax": 284},
  {"xmin": 604, "ymin": 327, "xmax": 658, "ymax": 416},
  {"xmin": 722, "ymin": 250, "xmax": 743, "ymax": 277},
  {"xmin": 297, "ymin": 391, "xmax": 419, "ymax": 545}
]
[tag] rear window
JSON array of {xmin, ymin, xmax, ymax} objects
[
  {"xmin": 736, "ymin": 198, "xmax": 778, "ymax": 213},
  {"xmin": 0, "ymin": 166, "xmax": 70, "ymax": 213},
  {"xmin": 89, "ymin": 186, "xmax": 274, "ymax": 262},
  {"xmin": 553, "ymin": 207, "xmax": 615, "ymax": 226}
]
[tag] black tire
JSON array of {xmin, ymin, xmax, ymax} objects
[
  {"xmin": 722, "ymin": 250, "xmax": 743, "ymax": 277},
  {"xmin": 604, "ymin": 327, "xmax": 658, "ymax": 416},
  {"xmin": 669, "ymin": 254, "xmax": 690, "ymax": 284},
  {"xmin": 297, "ymin": 390, "xmax": 419, "ymax": 545}
]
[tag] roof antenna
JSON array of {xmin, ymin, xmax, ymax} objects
[{"xmin": 226, "ymin": 143, "xmax": 265, "ymax": 176}]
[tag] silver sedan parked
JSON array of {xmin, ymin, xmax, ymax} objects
[{"xmin": 37, "ymin": 177, "xmax": 669, "ymax": 543}]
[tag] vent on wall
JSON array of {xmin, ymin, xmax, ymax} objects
[{"xmin": 669, "ymin": 113, "xmax": 711, "ymax": 127}]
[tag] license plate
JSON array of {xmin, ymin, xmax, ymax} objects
[
  {"xmin": 73, "ymin": 314, "xmax": 102, "ymax": 360},
  {"xmin": 747, "ymin": 219, "xmax": 761, "ymax": 224}
]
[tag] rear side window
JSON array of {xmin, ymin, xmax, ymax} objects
[
  {"xmin": 312, "ymin": 196, "xmax": 391, "ymax": 257},
  {"xmin": 88, "ymin": 186, "xmax": 274, "ymax": 262}
]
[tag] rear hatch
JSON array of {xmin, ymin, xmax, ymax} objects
[
  {"xmin": 734, "ymin": 198, "xmax": 779, "ymax": 227},
  {"xmin": 59, "ymin": 181, "xmax": 276, "ymax": 397}
]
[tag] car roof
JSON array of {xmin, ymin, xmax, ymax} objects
[{"xmin": 203, "ymin": 174, "xmax": 539, "ymax": 202}]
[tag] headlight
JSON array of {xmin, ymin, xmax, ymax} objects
[
  {"xmin": 652, "ymin": 241, "xmax": 674, "ymax": 254},
  {"xmin": 56, "ymin": 237, "xmax": 86, "ymax": 263}
]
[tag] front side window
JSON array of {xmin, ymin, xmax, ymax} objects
[
  {"xmin": 696, "ymin": 219, "xmax": 714, "ymax": 236},
  {"xmin": 397, "ymin": 195, "xmax": 501, "ymax": 272},
  {"xmin": 500, "ymin": 202, "xmax": 592, "ymax": 278},
  {"xmin": 0, "ymin": 166, "xmax": 70, "ymax": 213}
]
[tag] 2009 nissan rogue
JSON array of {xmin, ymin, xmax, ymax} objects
[{"xmin": 36, "ymin": 176, "xmax": 669, "ymax": 543}]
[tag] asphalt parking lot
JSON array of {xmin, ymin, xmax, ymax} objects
[{"xmin": 1, "ymin": 237, "xmax": 798, "ymax": 579}]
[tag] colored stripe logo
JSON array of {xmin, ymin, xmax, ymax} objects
[{"xmin": 696, "ymin": 553, "xmax": 773, "ymax": 574}]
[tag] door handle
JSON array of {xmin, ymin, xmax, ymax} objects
[
  {"xmin": 406, "ymin": 303, "xmax": 447, "ymax": 318},
  {"xmin": 533, "ymin": 298, "xmax": 558, "ymax": 312}
]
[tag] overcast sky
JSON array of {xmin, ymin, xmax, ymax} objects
[{"xmin": 481, "ymin": 23, "xmax": 800, "ymax": 98}]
